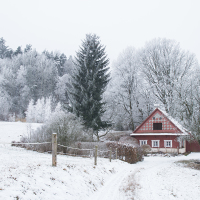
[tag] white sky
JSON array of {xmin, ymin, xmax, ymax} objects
[{"xmin": 1, "ymin": 0, "xmax": 200, "ymax": 64}]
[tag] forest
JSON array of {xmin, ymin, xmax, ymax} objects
[{"xmin": 0, "ymin": 36, "xmax": 199, "ymax": 142}]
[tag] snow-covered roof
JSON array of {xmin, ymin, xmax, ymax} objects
[
  {"xmin": 130, "ymin": 133, "xmax": 188, "ymax": 136},
  {"xmin": 132, "ymin": 108, "xmax": 189, "ymax": 135},
  {"xmin": 158, "ymin": 108, "xmax": 189, "ymax": 134}
]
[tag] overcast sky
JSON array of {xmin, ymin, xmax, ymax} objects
[{"xmin": 1, "ymin": 0, "xmax": 200, "ymax": 64}]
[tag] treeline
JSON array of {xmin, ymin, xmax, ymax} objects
[
  {"xmin": 0, "ymin": 37, "xmax": 74, "ymax": 120},
  {"xmin": 105, "ymin": 38, "xmax": 200, "ymax": 140},
  {"xmin": 0, "ymin": 36, "xmax": 200, "ymax": 143}
]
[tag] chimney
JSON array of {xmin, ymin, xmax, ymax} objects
[{"xmin": 154, "ymin": 104, "xmax": 160, "ymax": 109}]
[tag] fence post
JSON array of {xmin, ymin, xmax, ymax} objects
[
  {"xmin": 94, "ymin": 146, "xmax": 98, "ymax": 165},
  {"xmin": 52, "ymin": 133, "xmax": 57, "ymax": 167},
  {"xmin": 109, "ymin": 147, "xmax": 112, "ymax": 162},
  {"xmin": 116, "ymin": 148, "xmax": 118, "ymax": 159},
  {"xmin": 177, "ymin": 146, "xmax": 179, "ymax": 154}
]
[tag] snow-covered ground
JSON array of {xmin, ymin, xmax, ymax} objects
[
  {"xmin": 0, "ymin": 122, "xmax": 200, "ymax": 200},
  {"xmin": 0, "ymin": 121, "xmax": 42, "ymax": 144},
  {"xmin": 134, "ymin": 154, "xmax": 200, "ymax": 200}
]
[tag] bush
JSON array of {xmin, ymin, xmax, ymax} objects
[
  {"xmin": 20, "ymin": 110, "xmax": 92, "ymax": 152},
  {"xmin": 119, "ymin": 136, "xmax": 139, "ymax": 147},
  {"xmin": 106, "ymin": 141, "xmax": 143, "ymax": 164}
]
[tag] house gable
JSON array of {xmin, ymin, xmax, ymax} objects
[
  {"xmin": 133, "ymin": 108, "xmax": 183, "ymax": 134},
  {"xmin": 131, "ymin": 108, "xmax": 189, "ymax": 152}
]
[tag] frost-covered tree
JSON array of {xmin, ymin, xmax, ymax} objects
[
  {"xmin": 42, "ymin": 50, "xmax": 68, "ymax": 77},
  {"xmin": 0, "ymin": 37, "xmax": 13, "ymax": 59},
  {"xmin": 14, "ymin": 46, "xmax": 23, "ymax": 56},
  {"xmin": 25, "ymin": 53, "xmax": 58, "ymax": 102},
  {"xmin": 0, "ymin": 38, "xmax": 74, "ymax": 120},
  {"xmin": 140, "ymin": 38, "xmax": 195, "ymax": 116},
  {"xmin": 107, "ymin": 47, "xmax": 153, "ymax": 130},
  {"xmin": 0, "ymin": 91, "xmax": 11, "ymax": 120},
  {"xmin": 54, "ymin": 74, "xmax": 70, "ymax": 104},
  {"xmin": 191, "ymin": 85, "xmax": 200, "ymax": 144},
  {"xmin": 187, "ymin": 84, "xmax": 200, "ymax": 144},
  {"xmin": 0, "ymin": 51, "xmax": 59, "ymax": 117},
  {"xmin": 54, "ymin": 101, "xmax": 62, "ymax": 113},
  {"xmin": 70, "ymin": 34, "xmax": 110, "ymax": 140},
  {"xmin": 177, "ymin": 66, "xmax": 200, "ymax": 144},
  {"xmin": 26, "ymin": 99, "xmax": 35, "ymax": 122},
  {"xmin": 24, "ymin": 44, "xmax": 32, "ymax": 53},
  {"xmin": 44, "ymin": 97, "xmax": 52, "ymax": 122},
  {"xmin": 26, "ymin": 97, "xmax": 53, "ymax": 123},
  {"xmin": 35, "ymin": 98, "xmax": 45, "ymax": 123},
  {"xmin": 0, "ymin": 58, "xmax": 22, "ymax": 115}
]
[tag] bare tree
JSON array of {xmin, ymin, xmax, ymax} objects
[
  {"xmin": 140, "ymin": 38, "xmax": 195, "ymax": 115},
  {"xmin": 177, "ymin": 66, "xmax": 200, "ymax": 144},
  {"xmin": 109, "ymin": 47, "xmax": 153, "ymax": 130}
]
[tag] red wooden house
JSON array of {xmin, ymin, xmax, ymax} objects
[{"xmin": 131, "ymin": 108, "xmax": 188, "ymax": 153}]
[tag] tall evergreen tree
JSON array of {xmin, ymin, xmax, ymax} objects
[{"xmin": 70, "ymin": 34, "xmax": 110, "ymax": 140}]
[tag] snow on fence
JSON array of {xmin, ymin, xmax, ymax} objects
[
  {"xmin": 56, "ymin": 143, "xmax": 112, "ymax": 166},
  {"xmin": 4, "ymin": 133, "xmax": 143, "ymax": 166},
  {"xmin": 5, "ymin": 133, "xmax": 114, "ymax": 167}
]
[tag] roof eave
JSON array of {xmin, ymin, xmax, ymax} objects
[{"xmin": 130, "ymin": 133, "xmax": 189, "ymax": 136}]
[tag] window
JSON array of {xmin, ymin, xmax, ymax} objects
[
  {"xmin": 153, "ymin": 123, "xmax": 162, "ymax": 130},
  {"xmin": 140, "ymin": 140, "xmax": 147, "ymax": 146},
  {"xmin": 164, "ymin": 140, "xmax": 172, "ymax": 147},
  {"xmin": 152, "ymin": 140, "xmax": 160, "ymax": 147}
]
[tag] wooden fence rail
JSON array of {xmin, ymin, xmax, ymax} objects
[
  {"xmin": 53, "ymin": 134, "xmax": 114, "ymax": 166},
  {"xmin": 6, "ymin": 133, "xmax": 119, "ymax": 167}
]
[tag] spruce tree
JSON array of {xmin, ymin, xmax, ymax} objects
[{"xmin": 71, "ymin": 34, "xmax": 110, "ymax": 140}]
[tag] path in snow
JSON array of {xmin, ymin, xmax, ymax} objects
[
  {"xmin": 88, "ymin": 154, "xmax": 200, "ymax": 200},
  {"xmin": 88, "ymin": 163, "xmax": 138, "ymax": 200},
  {"xmin": 134, "ymin": 155, "xmax": 200, "ymax": 200},
  {"xmin": 88, "ymin": 158, "xmax": 167, "ymax": 200}
]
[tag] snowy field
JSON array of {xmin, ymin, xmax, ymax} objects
[
  {"xmin": 0, "ymin": 122, "xmax": 42, "ymax": 144},
  {"xmin": 0, "ymin": 122, "xmax": 200, "ymax": 200}
]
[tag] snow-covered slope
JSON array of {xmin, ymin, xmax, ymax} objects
[
  {"xmin": 0, "ymin": 146, "xmax": 132, "ymax": 200},
  {"xmin": 0, "ymin": 121, "xmax": 42, "ymax": 143},
  {"xmin": 0, "ymin": 122, "xmax": 200, "ymax": 200},
  {"xmin": 134, "ymin": 154, "xmax": 200, "ymax": 200},
  {"xmin": 0, "ymin": 122, "xmax": 133, "ymax": 200}
]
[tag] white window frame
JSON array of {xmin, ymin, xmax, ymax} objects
[
  {"xmin": 164, "ymin": 140, "xmax": 172, "ymax": 148},
  {"xmin": 139, "ymin": 140, "xmax": 147, "ymax": 146},
  {"xmin": 152, "ymin": 140, "xmax": 160, "ymax": 147}
]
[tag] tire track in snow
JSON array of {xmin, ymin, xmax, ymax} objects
[{"xmin": 88, "ymin": 164, "xmax": 138, "ymax": 200}]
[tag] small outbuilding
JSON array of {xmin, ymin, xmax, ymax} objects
[{"xmin": 131, "ymin": 108, "xmax": 188, "ymax": 153}]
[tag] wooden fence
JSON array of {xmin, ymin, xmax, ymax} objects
[
  {"xmin": 5, "ymin": 133, "xmax": 143, "ymax": 167},
  {"xmin": 6, "ymin": 133, "xmax": 113, "ymax": 167}
]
